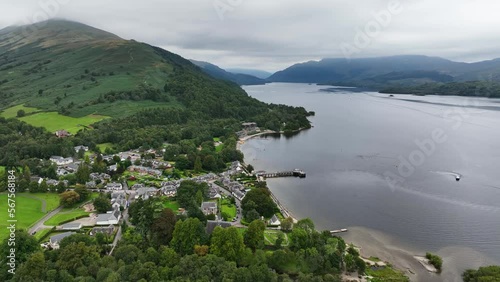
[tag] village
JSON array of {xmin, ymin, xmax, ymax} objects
[{"xmin": 32, "ymin": 139, "xmax": 288, "ymax": 251}]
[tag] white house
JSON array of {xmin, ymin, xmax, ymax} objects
[
  {"xmin": 96, "ymin": 209, "xmax": 121, "ymax": 225},
  {"xmin": 269, "ymin": 214, "xmax": 281, "ymax": 226}
]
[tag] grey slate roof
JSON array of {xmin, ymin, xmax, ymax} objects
[{"xmin": 206, "ymin": 220, "xmax": 232, "ymax": 234}]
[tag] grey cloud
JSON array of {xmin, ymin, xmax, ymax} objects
[{"xmin": 1, "ymin": 0, "xmax": 500, "ymax": 72}]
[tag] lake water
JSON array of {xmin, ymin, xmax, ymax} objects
[{"xmin": 241, "ymin": 83, "xmax": 500, "ymax": 274}]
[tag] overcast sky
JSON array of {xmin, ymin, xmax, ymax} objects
[{"xmin": 1, "ymin": 0, "xmax": 500, "ymax": 72}]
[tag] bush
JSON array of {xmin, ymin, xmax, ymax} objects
[
  {"xmin": 16, "ymin": 109, "xmax": 26, "ymax": 117},
  {"xmin": 426, "ymin": 252, "xmax": 442, "ymax": 272}
]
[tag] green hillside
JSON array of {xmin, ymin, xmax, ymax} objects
[{"xmin": 0, "ymin": 20, "xmax": 180, "ymax": 118}]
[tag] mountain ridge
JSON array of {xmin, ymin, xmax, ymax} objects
[{"xmin": 268, "ymin": 55, "xmax": 500, "ymax": 87}]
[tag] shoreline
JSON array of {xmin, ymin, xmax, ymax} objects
[{"xmin": 237, "ymin": 127, "xmax": 310, "ymax": 150}]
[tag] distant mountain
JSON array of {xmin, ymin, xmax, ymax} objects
[
  {"xmin": 190, "ymin": 60, "xmax": 267, "ymax": 85},
  {"xmin": 225, "ymin": 68, "xmax": 272, "ymax": 79},
  {"xmin": 268, "ymin": 55, "xmax": 500, "ymax": 87}
]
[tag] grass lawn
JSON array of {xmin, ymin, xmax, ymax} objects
[
  {"xmin": 44, "ymin": 208, "xmax": 90, "ymax": 226},
  {"xmin": 34, "ymin": 228, "xmax": 52, "ymax": 241},
  {"xmin": 215, "ymin": 144, "xmax": 224, "ymax": 152},
  {"xmin": 19, "ymin": 112, "xmax": 109, "ymax": 134},
  {"xmin": 0, "ymin": 104, "xmax": 40, "ymax": 119},
  {"xmin": 220, "ymin": 198, "xmax": 236, "ymax": 218},
  {"xmin": 0, "ymin": 193, "xmax": 58, "ymax": 241},
  {"xmin": 97, "ymin": 142, "xmax": 114, "ymax": 152},
  {"xmin": 0, "ymin": 166, "xmax": 5, "ymax": 174},
  {"xmin": 366, "ymin": 266, "xmax": 410, "ymax": 282},
  {"xmin": 162, "ymin": 199, "xmax": 180, "ymax": 211},
  {"xmin": 26, "ymin": 193, "xmax": 61, "ymax": 211},
  {"xmin": 264, "ymin": 230, "xmax": 288, "ymax": 246}
]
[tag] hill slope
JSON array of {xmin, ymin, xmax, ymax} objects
[
  {"xmin": 0, "ymin": 20, "xmax": 190, "ymax": 118},
  {"xmin": 190, "ymin": 60, "xmax": 267, "ymax": 85}
]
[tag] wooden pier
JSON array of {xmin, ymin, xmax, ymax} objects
[{"xmin": 257, "ymin": 169, "xmax": 306, "ymax": 179}]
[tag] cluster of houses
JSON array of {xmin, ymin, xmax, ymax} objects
[
  {"xmin": 220, "ymin": 176, "xmax": 247, "ymax": 200},
  {"xmin": 236, "ymin": 122, "xmax": 260, "ymax": 138}
]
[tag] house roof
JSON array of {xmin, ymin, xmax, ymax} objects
[
  {"xmin": 50, "ymin": 232, "xmax": 75, "ymax": 243},
  {"xmin": 206, "ymin": 220, "xmax": 232, "ymax": 234},
  {"xmin": 270, "ymin": 214, "xmax": 280, "ymax": 223},
  {"xmin": 201, "ymin": 202, "xmax": 217, "ymax": 209},
  {"xmin": 60, "ymin": 222, "xmax": 82, "ymax": 229}
]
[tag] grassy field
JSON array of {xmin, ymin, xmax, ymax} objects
[
  {"xmin": 0, "ymin": 193, "xmax": 60, "ymax": 241},
  {"xmin": 220, "ymin": 198, "xmax": 236, "ymax": 218},
  {"xmin": 0, "ymin": 166, "xmax": 5, "ymax": 174},
  {"xmin": 26, "ymin": 193, "xmax": 61, "ymax": 211},
  {"xmin": 44, "ymin": 208, "xmax": 90, "ymax": 226},
  {"xmin": 0, "ymin": 104, "xmax": 40, "ymax": 119},
  {"xmin": 97, "ymin": 143, "xmax": 114, "ymax": 152},
  {"xmin": 366, "ymin": 266, "xmax": 410, "ymax": 282},
  {"xmin": 19, "ymin": 111, "xmax": 109, "ymax": 134}
]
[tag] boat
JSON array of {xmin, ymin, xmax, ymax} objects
[{"xmin": 456, "ymin": 175, "xmax": 461, "ymax": 181}]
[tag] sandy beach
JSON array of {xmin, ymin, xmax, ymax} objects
[{"xmin": 339, "ymin": 226, "xmax": 500, "ymax": 282}]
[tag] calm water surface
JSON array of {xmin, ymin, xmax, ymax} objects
[{"xmin": 241, "ymin": 83, "xmax": 500, "ymax": 265}]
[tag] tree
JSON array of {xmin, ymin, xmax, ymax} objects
[
  {"xmin": 246, "ymin": 164, "xmax": 254, "ymax": 173},
  {"xmin": 275, "ymin": 232, "xmax": 285, "ymax": 248},
  {"xmin": 202, "ymin": 155, "xmax": 217, "ymax": 171},
  {"xmin": 171, "ymin": 218, "xmax": 205, "ymax": 255},
  {"xmin": 241, "ymin": 188, "xmax": 278, "ymax": 218},
  {"xmin": 39, "ymin": 180, "xmax": 48, "ymax": 193},
  {"xmin": 93, "ymin": 195, "xmax": 112, "ymax": 213},
  {"xmin": 16, "ymin": 109, "xmax": 26, "ymax": 117},
  {"xmin": 76, "ymin": 162, "xmax": 91, "ymax": 183},
  {"xmin": 74, "ymin": 186, "xmax": 90, "ymax": 202},
  {"xmin": 244, "ymin": 220, "xmax": 266, "ymax": 252},
  {"xmin": 210, "ymin": 226, "xmax": 245, "ymax": 262},
  {"xmin": 281, "ymin": 217, "xmax": 293, "ymax": 232},
  {"xmin": 151, "ymin": 208, "xmax": 177, "ymax": 246},
  {"xmin": 28, "ymin": 181, "xmax": 39, "ymax": 193},
  {"xmin": 246, "ymin": 209, "xmax": 260, "ymax": 222},
  {"xmin": 15, "ymin": 251, "xmax": 46, "ymax": 281},
  {"xmin": 194, "ymin": 245, "xmax": 209, "ymax": 256},
  {"xmin": 60, "ymin": 190, "xmax": 80, "ymax": 207},
  {"xmin": 194, "ymin": 156, "xmax": 202, "ymax": 172}
]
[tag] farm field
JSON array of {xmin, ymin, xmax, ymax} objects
[
  {"xmin": 19, "ymin": 111, "xmax": 109, "ymax": 134},
  {"xmin": 0, "ymin": 104, "xmax": 40, "ymax": 119},
  {"xmin": 0, "ymin": 193, "xmax": 60, "ymax": 241}
]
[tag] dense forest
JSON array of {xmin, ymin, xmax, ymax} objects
[{"xmin": 380, "ymin": 81, "xmax": 500, "ymax": 98}]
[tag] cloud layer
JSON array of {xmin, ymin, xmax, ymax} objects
[{"xmin": 1, "ymin": 0, "xmax": 500, "ymax": 71}]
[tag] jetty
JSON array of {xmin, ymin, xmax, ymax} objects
[
  {"xmin": 330, "ymin": 228, "xmax": 348, "ymax": 234},
  {"xmin": 257, "ymin": 169, "xmax": 306, "ymax": 179}
]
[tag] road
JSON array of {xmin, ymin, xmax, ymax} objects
[
  {"xmin": 210, "ymin": 181, "xmax": 243, "ymax": 226},
  {"xmin": 28, "ymin": 206, "xmax": 63, "ymax": 235},
  {"xmin": 109, "ymin": 180, "xmax": 135, "ymax": 255}
]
